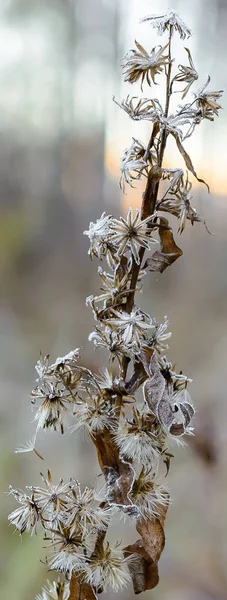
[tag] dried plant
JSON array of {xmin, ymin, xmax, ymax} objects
[{"xmin": 8, "ymin": 9, "xmax": 223, "ymax": 600}]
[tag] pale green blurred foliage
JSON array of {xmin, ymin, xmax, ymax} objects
[{"xmin": 1, "ymin": 1, "xmax": 227, "ymax": 599}]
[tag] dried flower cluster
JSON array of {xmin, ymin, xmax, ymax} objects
[{"xmin": 8, "ymin": 9, "xmax": 223, "ymax": 600}]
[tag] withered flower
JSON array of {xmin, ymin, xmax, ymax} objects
[
  {"xmin": 141, "ymin": 10, "xmax": 192, "ymax": 39},
  {"xmin": 8, "ymin": 486, "xmax": 41, "ymax": 535},
  {"xmin": 114, "ymin": 94, "xmax": 162, "ymax": 123},
  {"xmin": 172, "ymin": 47, "xmax": 198, "ymax": 98},
  {"xmin": 158, "ymin": 173, "xmax": 210, "ymax": 233},
  {"xmin": 86, "ymin": 267, "xmax": 131, "ymax": 310},
  {"xmin": 120, "ymin": 137, "xmax": 148, "ymax": 191},
  {"xmin": 122, "ymin": 41, "xmax": 170, "ymax": 89},
  {"xmin": 83, "ymin": 212, "xmax": 112, "ymax": 259},
  {"xmin": 46, "ymin": 523, "xmax": 86, "ymax": 575},
  {"xmin": 72, "ymin": 392, "xmax": 116, "ymax": 434},
  {"xmin": 149, "ymin": 316, "xmax": 172, "ymax": 353},
  {"xmin": 115, "ymin": 407, "xmax": 164, "ymax": 464},
  {"xmin": 31, "ymin": 382, "xmax": 72, "ymax": 434},
  {"xmin": 85, "ymin": 542, "xmax": 132, "ymax": 592},
  {"xmin": 35, "ymin": 353, "xmax": 50, "ymax": 381},
  {"xmin": 36, "ymin": 579, "xmax": 69, "ymax": 600},
  {"xmin": 195, "ymin": 76, "xmax": 223, "ymax": 120},
  {"xmin": 110, "ymin": 207, "xmax": 157, "ymax": 264},
  {"xmin": 89, "ymin": 327, "xmax": 136, "ymax": 362},
  {"xmin": 66, "ymin": 481, "xmax": 111, "ymax": 535},
  {"xmin": 160, "ymin": 355, "xmax": 192, "ymax": 389},
  {"xmin": 130, "ymin": 468, "xmax": 169, "ymax": 517},
  {"xmin": 27, "ymin": 470, "xmax": 71, "ymax": 524},
  {"xmin": 35, "ymin": 350, "xmax": 80, "ymax": 387},
  {"xmin": 48, "ymin": 349, "xmax": 80, "ymax": 374},
  {"xmin": 105, "ymin": 306, "xmax": 154, "ymax": 346}
]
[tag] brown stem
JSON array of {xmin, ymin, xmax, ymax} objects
[
  {"xmin": 68, "ymin": 27, "xmax": 175, "ymax": 600},
  {"xmin": 121, "ymin": 26, "xmax": 174, "ymax": 379},
  {"xmin": 68, "ymin": 573, "xmax": 97, "ymax": 600},
  {"xmin": 158, "ymin": 24, "xmax": 173, "ymax": 167},
  {"xmin": 68, "ymin": 573, "xmax": 80, "ymax": 600}
]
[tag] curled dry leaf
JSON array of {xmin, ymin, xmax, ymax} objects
[
  {"xmin": 124, "ymin": 498, "xmax": 169, "ymax": 593},
  {"xmin": 124, "ymin": 360, "xmax": 147, "ymax": 395},
  {"xmin": 140, "ymin": 347, "xmax": 194, "ymax": 436},
  {"xmin": 144, "ymin": 217, "xmax": 183, "ymax": 273},
  {"xmin": 136, "ymin": 512, "xmax": 166, "ymax": 562},
  {"xmin": 124, "ymin": 540, "xmax": 159, "ymax": 593},
  {"xmin": 93, "ymin": 429, "xmax": 134, "ymax": 506},
  {"xmin": 173, "ymin": 132, "xmax": 210, "ymax": 191}
]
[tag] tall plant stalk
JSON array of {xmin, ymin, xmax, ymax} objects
[{"xmin": 8, "ymin": 9, "xmax": 223, "ymax": 600}]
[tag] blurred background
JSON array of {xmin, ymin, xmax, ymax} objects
[{"xmin": 0, "ymin": 0, "xmax": 227, "ymax": 599}]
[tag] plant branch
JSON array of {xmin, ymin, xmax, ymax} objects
[
  {"xmin": 68, "ymin": 573, "xmax": 97, "ymax": 600},
  {"xmin": 121, "ymin": 26, "xmax": 174, "ymax": 379}
]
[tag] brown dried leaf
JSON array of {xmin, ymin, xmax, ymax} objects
[
  {"xmin": 140, "ymin": 347, "xmax": 166, "ymax": 414},
  {"xmin": 157, "ymin": 387, "xmax": 177, "ymax": 429},
  {"xmin": 143, "ymin": 369, "xmax": 166, "ymax": 416},
  {"xmin": 136, "ymin": 515, "xmax": 165, "ymax": 562},
  {"xmin": 179, "ymin": 401, "xmax": 195, "ymax": 427},
  {"xmin": 124, "ymin": 500, "xmax": 169, "ymax": 593},
  {"xmin": 124, "ymin": 540, "xmax": 159, "ymax": 593},
  {"xmin": 139, "ymin": 345, "xmax": 154, "ymax": 375},
  {"xmin": 144, "ymin": 217, "xmax": 183, "ymax": 273},
  {"xmin": 172, "ymin": 132, "xmax": 210, "ymax": 191},
  {"xmin": 155, "ymin": 496, "xmax": 169, "ymax": 528},
  {"xmin": 124, "ymin": 360, "xmax": 147, "ymax": 395},
  {"xmin": 141, "ymin": 349, "xmax": 194, "ymax": 435},
  {"xmin": 93, "ymin": 429, "xmax": 134, "ymax": 505},
  {"xmin": 159, "ymin": 199, "xmax": 212, "ymax": 234}
]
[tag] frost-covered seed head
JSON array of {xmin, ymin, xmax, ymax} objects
[
  {"xmin": 8, "ymin": 487, "xmax": 41, "ymax": 535},
  {"xmin": 141, "ymin": 10, "xmax": 192, "ymax": 39},
  {"xmin": 36, "ymin": 579, "xmax": 69, "ymax": 600},
  {"xmin": 84, "ymin": 542, "xmax": 133, "ymax": 592}
]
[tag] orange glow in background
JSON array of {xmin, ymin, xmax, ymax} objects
[{"xmin": 105, "ymin": 143, "xmax": 227, "ymax": 213}]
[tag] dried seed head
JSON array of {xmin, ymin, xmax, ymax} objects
[
  {"xmin": 32, "ymin": 384, "xmax": 70, "ymax": 434},
  {"xmin": 72, "ymin": 393, "xmax": 116, "ymax": 434},
  {"xmin": 141, "ymin": 10, "xmax": 192, "ymax": 40},
  {"xmin": 195, "ymin": 77, "xmax": 224, "ymax": 120},
  {"xmin": 89, "ymin": 327, "xmax": 136, "ymax": 362},
  {"xmin": 8, "ymin": 487, "xmax": 41, "ymax": 535},
  {"xmin": 115, "ymin": 408, "xmax": 164, "ymax": 464},
  {"xmin": 84, "ymin": 542, "xmax": 133, "ymax": 592},
  {"xmin": 105, "ymin": 306, "xmax": 154, "ymax": 347},
  {"xmin": 36, "ymin": 579, "xmax": 69, "ymax": 600},
  {"xmin": 46, "ymin": 523, "xmax": 87, "ymax": 576},
  {"xmin": 120, "ymin": 137, "xmax": 149, "ymax": 191},
  {"xmin": 83, "ymin": 212, "xmax": 112, "ymax": 260},
  {"xmin": 27, "ymin": 470, "xmax": 71, "ymax": 526},
  {"xmin": 130, "ymin": 468, "xmax": 169, "ymax": 517},
  {"xmin": 122, "ymin": 41, "xmax": 171, "ymax": 89},
  {"xmin": 66, "ymin": 481, "xmax": 111, "ymax": 535},
  {"xmin": 158, "ymin": 173, "xmax": 210, "ymax": 233},
  {"xmin": 109, "ymin": 208, "xmax": 157, "ymax": 265}
]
